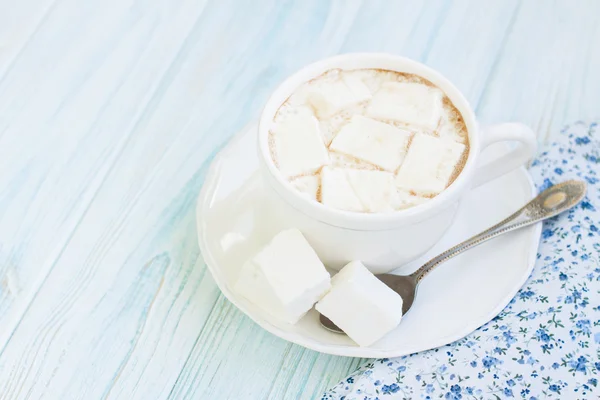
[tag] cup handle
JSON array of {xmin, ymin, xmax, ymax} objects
[{"xmin": 471, "ymin": 123, "xmax": 537, "ymax": 189}]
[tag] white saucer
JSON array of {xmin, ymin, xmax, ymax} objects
[{"xmin": 196, "ymin": 125, "xmax": 542, "ymax": 358}]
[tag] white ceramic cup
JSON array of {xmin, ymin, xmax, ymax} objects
[{"xmin": 257, "ymin": 53, "xmax": 537, "ymax": 274}]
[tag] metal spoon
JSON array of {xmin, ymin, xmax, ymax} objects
[{"xmin": 320, "ymin": 180, "xmax": 587, "ymax": 333}]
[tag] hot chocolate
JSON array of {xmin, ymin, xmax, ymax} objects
[{"xmin": 268, "ymin": 68, "xmax": 469, "ymax": 213}]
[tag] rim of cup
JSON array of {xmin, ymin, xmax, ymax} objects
[{"xmin": 257, "ymin": 53, "xmax": 480, "ymax": 230}]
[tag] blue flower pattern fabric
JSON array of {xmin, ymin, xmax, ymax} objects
[{"xmin": 323, "ymin": 122, "xmax": 600, "ymax": 400}]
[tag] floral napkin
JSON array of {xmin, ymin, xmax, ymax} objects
[{"xmin": 323, "ymin": 122, "xmax": 600, "ymax": 400}]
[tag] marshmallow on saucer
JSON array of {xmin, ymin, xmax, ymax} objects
[
  {"xmin": 367, "ymin": 82, "xmax": 443, "ymax": 131},
  {"xmin": 307, "ymin": 75, "xmax": 371, "ymax": 119},
  {"xmin": 395, "ymin": 132, "xmax": 466, "ymax": 196},
  {"xmin": 329, "ymin": 115, "xmax": 412, "ymax": 172},
  {"xmin": 271, "ymin": 108, "xmax": 330, "ymax": 178},
  {"xmin": 234, "ymin": 229, "xmax": 331, "ymax": 324},
  {"xmin": 316, "ymin": 261, "xmax": 404, "ymax": 347}
]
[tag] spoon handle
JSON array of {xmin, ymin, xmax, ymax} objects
[{"xmin": 410, "ymin": 180, "xmax": 586, "ymax": 283}]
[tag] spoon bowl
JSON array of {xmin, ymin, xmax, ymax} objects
[{"xmin": 320, "ymin": 180, "xmax": 587, "ymax": 334}]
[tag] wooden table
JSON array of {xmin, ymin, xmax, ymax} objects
[{"xmin": 1, "ymin": 1, "xmax": 599, "ymax": 398}]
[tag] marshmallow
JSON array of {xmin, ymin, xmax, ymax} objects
[
  {"xmin": 319, "ymin": 114, "xmax": 352, "ymax": 147},
  {"xmin": 234, "ymin": 229, "xmax": 331, "ymax": 324},
  {"xmin": 271, "ymin": 108, "xmax": 330, "ymax": 178},
  {"xmin": 437, "ymin": 114, "xmax": 468, "ymax": 144},
  {"xmin": 367, "ymin": 82, "xmax": 443, "ymax": 131},
  {"xmin": 321, "ymin": 167, "xmax": 397, "ymax": 213},
  {"xmin": 329, "ymin": 115, "xmax": 412, "ymax": 172},
  {"xmin": 290, "ymin": 175, "xmax": 321, "ymax": 201},
  {"xmin": 391, "ymin": 188, "xmax": 430, "ymax": 210},
  {"xmin": 395, "ymin": 133, "xmax": 466, "ymax": 196},
  {"xmin": 307, "ymin": 74, "xmax": 371, "ymax": 119},
  {"xmin": 315, "ymin": 261, "xmax": 404, "ymax": 347},
  {"xmin": 346, "ymin": 169, "xmax": 395, "ymax": 213},
  {"xmin": 320, "ymin": 167, "xmax": 364, "ymax": 212},
  {"xmin": 329, "ymin": 152, "xmax": 380, "ymax": 171}
]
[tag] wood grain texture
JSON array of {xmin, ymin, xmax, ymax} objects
[{"xmin": 0, "ymin": 0, "xmax": 599, "ymax": 399}]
